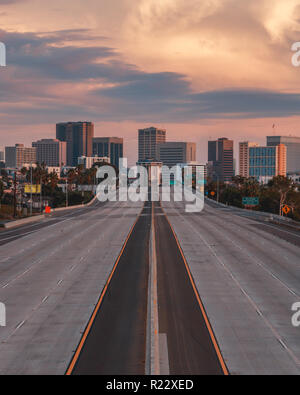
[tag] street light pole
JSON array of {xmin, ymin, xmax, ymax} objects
[
  {"xmin": 30, "ymin": 162, "xmax": 33, "ymax": 216},
  {"xmin": 13, "ymin": 171, "xmax": 17, "ymax": 218},
  {"xmin": 66, "ymin": 177, "xmax": 68, "ymax": 207},
  {"xmin": 40, "ymin": 175, "xmax": 42, "ymax": 213}
]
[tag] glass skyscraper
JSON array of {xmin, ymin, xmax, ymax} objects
[
  {"xmin": 93, "ymin": 137, "xmax": 123, "ymax": 169},
  {"xmin": 249, "ymin": 144, "xmax": 286, "ymax": 183},
  {"xmin": 56, "ymin": 121, "xmax": 94, "ymax": 167}
]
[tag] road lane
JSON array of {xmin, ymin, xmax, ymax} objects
[
  {"xmin": 0, "ymin": 199, "xmax": 105, "ymax": 246},
  {"xmin": 162, "ymin": 198, "xmax": 300, "ymax": 375},
  {"xmin": 69, "ymin": 201, "xmax": 151, "ymax": 375},
  {"xmin": 0, "ymin": 199, "xmax": 143, "ymax": 374},
  {"xmin": 154, "ymin": 202, "xmax": 226, "ymax": 375},
  {"xmin": 206, "ymin": 198, "xmax": 300, "ymax": 246}
]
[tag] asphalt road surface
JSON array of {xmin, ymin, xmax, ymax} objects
[
  {"xmin": 0, "ymin": 191, "xmax": 299, "ymax": 375},
  {"xmin": 69, "ymin": 200, "xmax": 226, "ymax": 375},
  {"xmin": 0, "ymin": 199, "xmax": 106, "ymax": 247},
  {"xmin": 162, "ymin": 197, "xmax": 300, "ymax": 375},
  {"xmin": 69, "ymin": 201, "xmax": 151, "ymax": 375},
  {"xmin": 0, "ymin": 198, "xmax": 144, "ymax": 374},
  {"xmin": 154, "ymin": 201, "xmax": 226, "ymax": 375}
]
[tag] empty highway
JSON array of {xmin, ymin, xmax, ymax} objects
[
  {"xmin": 0, "ymin": 194, "xmax": 299, "ymax": 375},
  {"xmin": 162, "ymin": 198, "xmax": 300, "ymax": 375}
]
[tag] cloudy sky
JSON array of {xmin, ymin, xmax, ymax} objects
[{"xmin": 0, "ymin": 0, "xmax": 300, "ymax": 163}]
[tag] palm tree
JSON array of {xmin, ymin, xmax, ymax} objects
[
  {"xmin": 67, "ymin": 169, "xmax": 77, "ymax": 191},
  {"xmin": 48, "ymin": 172, "xmax": 59, "ymax": 193},
  {"xmin": 268, "ymin": 176, "xmax": 295, "ymax": 216}
]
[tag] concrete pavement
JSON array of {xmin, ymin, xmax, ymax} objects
[
  {"xmin": 0, "ymin": 199, "xmax": 143, "ymax": 374},
  {"xmin": 70, "ymin": 200, "xmax": 151, "ymax": 375},
  {"xmin": 1, "ymin": 191, "xmax": 299, "ymax": 375},
  {"xmin": 154, "ymin": 201, "xmax": 226, "ymax": 375},
  {"xmin": 162, "ymin": 198, "xmax": 300, "ymax": 375}
]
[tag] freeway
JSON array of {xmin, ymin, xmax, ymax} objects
[
  {"xmin": 0, "ymin": 198, "xmax": 105, "ymax": 246},
  {"xmin": 0, "ymin": 198, "xmax": 144, "ymax": 374},
  {"xmin": 68, "ymin": 200, "xmax": 226, "ymax": 375},
  {"xmin": 69, "ymin": 200, "xmax": 151, "ymax": 375},
  {"xmin": 162, "ymin": 198, "xmax": 300, "ymax": 375},
  {"xmin": 206, "ymin": 198, "xmax": 300, "ymax": 247},
  {"xmin": 154, "ymin": 201, "xmax": 226, "ymax": 375},
  {"xmin": 0, "ymin": 191, "xmax": 299, "ymax": 375}
]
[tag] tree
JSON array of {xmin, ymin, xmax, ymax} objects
[
  {"xmin": 67, "ymin": 168, "xmax": 77, "ymax": 190},
  {"xmin": 232, "ymin": 176, "xmax": 246, "ymax": 189},
  {"xmin": 242, "ymin": 178, "xmax": 260, "ymax": 197},
  {"xmin": 287, "ymin": 190, "xmax": 300, "ymax": 220},
  {"xmin": 48, "ymin": 172, "xmax": 59, "ymax": 193},
  {"xmin": 268, "ymin": 176, "xmax": 295, "ymax": 216}
]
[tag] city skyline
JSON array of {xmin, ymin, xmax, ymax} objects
[
  {"xmin": 1, "ymin": 1, "xmax": 300, "ymax": 378},
  {"xmin": 2, "ymin": 123, "xmax": 300, "ymax": 174},
  {"xmin": 0, "ymin": 0, "xmax": 300, "ymax": 164}
]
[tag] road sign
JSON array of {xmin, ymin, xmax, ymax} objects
[
  {"xmin": 282, "ymin": 205, "xmax": 291, "ymax": 215},
  {"xmin": 25, "ymin": 184, "xmax": 41, "ymax": 194},
  {"xmin": 211, "ymin": 191, "xmax": 216, "ymax": 196},
  {"xmin": 45, "ymin": 206, "xmax": 51, "ymax": 214},
  {"xmin": 242, "ymin": 197, "xmax": 259, "ymax": 206}
]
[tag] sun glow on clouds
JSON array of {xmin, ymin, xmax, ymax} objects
[
  {"xmin": 263, "ymin": 0, "xmax": 300, "ymax": 41},
  {"xmin": 120, "ymin": 0, "xmax": 300, "ymax": 92}
]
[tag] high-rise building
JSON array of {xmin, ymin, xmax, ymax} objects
[
  {"xmin": 208, "ymin": 141, "xmax": 217, "ymax": 163},
  {"xmin": 138, "ymin": 127, "xmax": 166, "ymax": 162},
  {"xmin": 157, "ymin": 142, "xmax": 196, "ymax": 168},
  {"xmin": 249, "ymin": 144, "xmax": 287, "ymax": 183},
  {"xmin": 92, "ymin": 137, "xmax": 123, "ymax": 169},
  {"xmin": 32, "ymin": 139, "xmax": 67, "ymax": 167},
  {"xmin": 208, "ymin": 138, "xmax": 234, "ymax": 182},
  {"xmin": 5, "ymin": 144, "xmax": 36, "ymax": 168},
  {"xmin": 239, "ymin": 142, "xmax": 259, "ymax": 177},
  {"xmin": 267, "ymin": 136, "xmax": 300, "ymax": 173},
  {"xmin": 56, "ymin": 122, "xmax": 94, "ymax": 166}
]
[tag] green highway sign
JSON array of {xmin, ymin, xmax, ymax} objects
[{"xmin": 242, "ymin": 197, "xmax": 259, "ymax": 206}]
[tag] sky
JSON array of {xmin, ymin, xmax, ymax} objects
[{"xmin": 0, "ymin": 0, "xmax": 300, "ymax": 164}]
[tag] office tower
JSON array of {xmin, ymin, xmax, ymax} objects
[
  {"xmin": 0, "ymin": 151, "xmax": 4, "ymax": 162},
  {"xmin": 5, "ymin": 144, "xmax": 36, "ymax": 168},
  {"xmin": 239, "ymin": 142, "xmax": 259, "ymax": 177},
  {"xmin": 277, "ymin": 144, "xmax": 287, "ymax": 177},
  {"xmin": 56, "ymin": 122, "xmax": 94, "ymax": 166},
  {"xmin": 32, "ymin": 139, "xmax": 67, "ymax": 167},
  {"xmin": 138, "ymin": 127, "xmax": 166, "ymax": 162},
  {"xmin": 157, "ymin": 142, "xmax": 196, "ymax": 168},
  {"xmin": 208, "ymin": 138, "xmax": 234, "ymax": 182},
  {"xmin": 208, "ymin": 141, "xmax": 217, "ymax": 163},
  {"xmin": 93, "ymin": 137, "xmax": 123, "ymax": 169},
  {"xmin": 267, "ymin": 136, "xmax": 300, "ymax": 173},
  {"xmin": 78, "ymin": 156, "xmax": 110, "ymax": 169},
  {"xmin": 249, "ymin": 144, "xmax": 287, "ymax": 183}
]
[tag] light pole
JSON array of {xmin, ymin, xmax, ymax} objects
[
  {"xmin": 30, "ymin": 163, "xmax": 33, "ymax": 216},
  {"xmin": 13, "ymin": 171, "xmax": 17, "ymax": 218},
  {"xmin": 66, "ymin": 177, "xmax": 68, "ymax": 208},
  {"xmin": 40, "ymin": 176, "xmax": 42, "ymax": 213}
]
